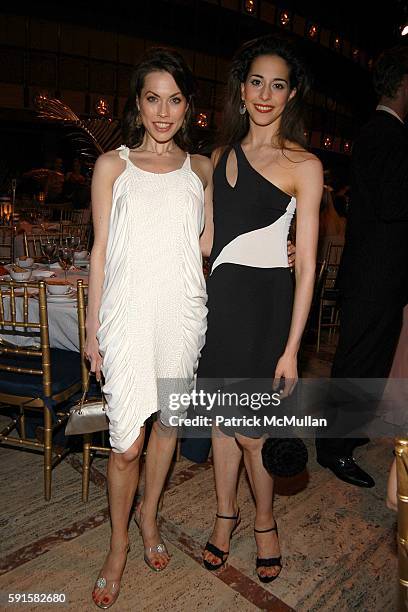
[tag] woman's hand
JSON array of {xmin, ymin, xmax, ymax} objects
[
  {"xmin": 84, "ymin": 332, "xmax": 103, "ymax": 381},
  {"xmin": 287, "ymin": 240, "xmax": 296, "ymax": 268},
  {"xmin": 273, "ymin": 352, "xmax": 298, "ymax": 398}
]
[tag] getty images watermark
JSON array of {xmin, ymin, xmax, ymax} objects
[{"xmin": 167, "ymin": 389, "xmax": 327, "ymax": 428}]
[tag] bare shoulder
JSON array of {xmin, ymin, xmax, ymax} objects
[
  {"xmin": 294, "ymin": 153, "xmax": 323, "ymax": 179},
  {"xmin": 283, "ymin": 144, "xmax": 322, "ymax": 176},
  {"xmin": 191, "ymin": 153, "xmax": 212, "ymax": 174},
  {"xmin": 190, "ymin": 153, "xmax": 213, "ymax": 188},
  {"xmin": 93, "ymin": 149, "xmax": 125, "ymax": 181},
  {"xmin": 283, "ymin": 142, "xmax": 320, "ymax": 164}
]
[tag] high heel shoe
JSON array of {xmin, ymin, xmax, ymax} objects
[
  {"xmin": 92, "ymin": 544, "xmax": 130, "ymax": 609},
  {"xmin": 254, "ymin": 524, "xmax": 282, "ymax": 583},
  {"xmin": 134, "ymin": 505, "xmax": 170, "ymax": 572},
  {"xmin": 203, "ymin": 509, "xmax": 240, "ymax": 571}
]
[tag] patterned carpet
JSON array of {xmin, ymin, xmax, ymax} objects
[{"xmin": 0, "ymin": 344, "xmax": 399, "ymax": 611}]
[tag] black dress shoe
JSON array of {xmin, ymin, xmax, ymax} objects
[
  {"xmin": 316, "ymin": 454, "xmax": 375, "ymax": 488},
  {"xmin": 349, "ymin": 438, "xmax": 370, "ymax": 450}
]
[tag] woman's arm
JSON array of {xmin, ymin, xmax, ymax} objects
[
  {"xmin": 274, "ymin": 157, "xmax": 323, "ymax": 396},
  {"xmin": 84, "ymin": 152, "xmax": 122, "ymax": 379},
  {"xmin": 196, "ymin": 153, "xmax": 214, "ymax": 258}
]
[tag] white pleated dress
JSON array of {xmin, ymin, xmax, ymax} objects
[{"xmin": 97, "ymin": 146, "xmax": 208, "ymax": 453}]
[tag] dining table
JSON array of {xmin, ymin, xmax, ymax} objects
[{"xmin": 0, "ymin": 263, "xmax": 89, "ymax": 352}]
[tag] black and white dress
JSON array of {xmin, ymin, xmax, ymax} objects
[{"xmin": 198, "ymin": 142, "xmax": 295, "ymax": 384}]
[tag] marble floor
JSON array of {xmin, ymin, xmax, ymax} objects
[{"xmin": 0, "ymin": 340, "xmax": 399, "ymax": 612}]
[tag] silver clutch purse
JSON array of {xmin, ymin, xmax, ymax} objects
[{"xmin": 65, "ymin": 379, "xmax": 109, "ymax": 436}]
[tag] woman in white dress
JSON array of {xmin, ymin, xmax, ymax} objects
[{"xmin": 85, "ymin": 48, "xmax": 212, "ymax": 609}]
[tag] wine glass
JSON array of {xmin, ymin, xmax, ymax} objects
[
  {"xmin": 66, "ymin": 234, "xmax": 81, "ymax": 250},
  {"xmin": 58, "ymin": 246, "xmax": 74, "ymax": 283},
  {"xmin": 40, "ymin": 238, "xmax": 57, "ymax": 269}
]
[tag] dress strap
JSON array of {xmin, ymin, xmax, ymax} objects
[
  {"xmin": 183, "ymin": 152, "xmax": 191, "ymax": 169},
  {"xmin": 232, "ymin": 142, "xmax": 246, "ymax": 166},
  {"xmin": 117, "ymin": 145, "xmax": 130, "ymax": 161}
]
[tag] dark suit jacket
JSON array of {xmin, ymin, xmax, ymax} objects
[{"xmin": 337, "ymin": 110, "xmax": 408, "ymax": 304}]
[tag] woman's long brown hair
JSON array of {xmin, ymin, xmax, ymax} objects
[
  {"xmin": 122, "ymin": 47, "xmax": 196, "ymax": 152},
  {"xmin": 217, "ymin": 36, "xmax": 311, "ymax": 154}
]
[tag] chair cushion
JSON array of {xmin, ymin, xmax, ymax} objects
[{"xmin": 0, "ymin": 349, "xmax": 81, "ymax": 399}]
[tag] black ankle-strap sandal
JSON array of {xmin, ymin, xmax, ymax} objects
[
  {"xmin": 254, "ymin": 525, "xmax": 282, "ymax": 583},
  {"xmin": 203, "ymin": 510, "xmax": 240, "ymax": 571}
]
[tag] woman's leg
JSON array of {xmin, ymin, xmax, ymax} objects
[
  {"xmin": 137, "ymin": 419, "xmax": 178, "ymax": 569},
  {"xmin": 203, "ymin": 426, "xmax": 242, "ymax": 566},
  {"xmin": 93, "ymin": 429, "xmax": 145, "ymax": 607},
  {"xmin": 236, "ymin": 433, "xmax": 280, "ymax": 580}
]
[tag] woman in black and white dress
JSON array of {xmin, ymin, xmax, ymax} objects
[{"xmin": 199, "ymin": 36, "xmax": 323, "ymax": 582}]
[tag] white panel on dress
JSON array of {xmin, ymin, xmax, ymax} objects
[{"xmin": 211, "ymin": 197, "xmax": 296, "ymax": 273}]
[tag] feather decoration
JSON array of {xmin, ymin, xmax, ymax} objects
[{"xmin": 35, "ymin": 96, "xmax": 122, "ymax": 166}]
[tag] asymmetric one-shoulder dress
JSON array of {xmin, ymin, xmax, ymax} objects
[
  {"xmin": 198, "ymin": 142, "xmax": 295, "ymax": 382},
  {"xmin": 97, "ymin": 146, "xmax": 207, "ymax": 453}
]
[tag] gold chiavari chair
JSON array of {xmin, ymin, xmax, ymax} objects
[
  {"xmin": 0, "ymin": 279, "xmax": 83, "ymax": 499},
  {"xmin": 60, "ymin": 209, "xmax": 84, "ymax": 224},
  {"xmin": 396, "ymin": 438, "xmax": 408, "ymax": 610},
  {"xmin": 18, "ymin": 207, "xmax": 54, "ymax": 223},
  {"xmin": 316, "ymin": 242, "xmax": 344, "ymax": 351},
  {"xmin": 23, "ymin": 232, "xmax": 59, "ymax": 259},
  {"xmin": 0, "ymin": 226, "xmax": 15, "ymax": 264},
  {"xmin": 75, "ymin": 279, "xmax": 106, "ymax": 502}
]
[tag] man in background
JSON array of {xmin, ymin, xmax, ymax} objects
[{"xmin": 316, "ymin": 45, "xmax": 408, "ymax": 487}]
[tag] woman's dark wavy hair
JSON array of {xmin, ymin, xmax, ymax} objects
[
  {"xmin": 217, "ymin": 35, "xmax": 311, "ymax": 151},
  {"xmin": 122, "ymin": 47, "xmax": 196, "ymax": 151},
  {"xmin": 372, "ymin": 45, "xmax": 408, "ymax": 99}
]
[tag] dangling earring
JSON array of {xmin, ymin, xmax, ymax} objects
[
  {"xmin": 239, "ymin": 101, "xmax": 247, "ymax": 115},
  {"xmin": 135, "ymin": 110, "xmax": 142, "ymax": 128},
  {"xmin": 181, "ymin": 118, "xmax": 188, "ymax": 134}
]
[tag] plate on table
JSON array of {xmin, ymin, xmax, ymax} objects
[
  {"xmin": 46, "ymin": 289, "xmax": 76, "ymax": 303},
  {"xmin": 74, "ymin": 254, "xmax": 90, "ymax": 265},
  {"xmin": 31, "ymin": 270, "xmax": 56, "ymax": 279},
  {"xmin": 4, "ymin": 263, "xmax": 42, "ymax": 272}
]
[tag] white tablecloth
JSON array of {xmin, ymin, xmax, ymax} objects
[{"xmin": 0, "ymin": 266, "xmax": 88, "ymax": 352}]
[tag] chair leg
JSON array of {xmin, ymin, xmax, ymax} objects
[
  {"xmin": 316, "ymin": 300, "xmax": 323, "ymax": 352},
  {"xmin": 328, "ymin": 306, "xmax": 335, "ymax": 343},
  {"xmin": 82, "ymin": 433, "xmax": 92, "ymax": 502},
  {"xmin": 43, "ymin": 405, "xmax": 53, "ymax": 501},
  {"xmin": 18, "ymin": 405, "xmax": 26, "ymax": 439}
]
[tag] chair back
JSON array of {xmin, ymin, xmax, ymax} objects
[
  {"xmin": 60, "ymin": 223, "xmax": 92, "ymax": 251},
  {"xmin": 0, "ymin": 226, "xmax": 15, "ymax": 263},
  {"xmin": 76, "ymin": 279, "xmax": 89, "ymax": 391},
  {"xmin": 0, "ymin": 279, "xmax": 52, "ymax": 398},
  {"xmin": 313, "ymin": 259, "xmax": 327, "ymax": 304},
  {"xmin": 323, "ymin": 242, "xmax": 343, "ymax": 290},
  {"xmin": 23, "ymin": 232, "xmax": 59, "ymax": 258},
  {"xmin": 60, "ymin": 209, "xmax": 85, "ymax": 224}
]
